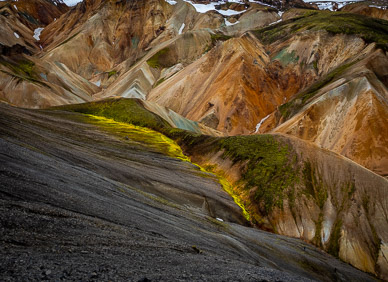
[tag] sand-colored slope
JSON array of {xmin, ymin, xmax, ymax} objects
[
  {"xmin": 0, "ymin": 55, "xmax": 98, "ymax": 108},
  {"xmin": 270, "ymin": 49, "xmax": 388, "ymax": 177},
  {"xmin": 40, "ymin": 0, "xmax": 175, "ymax": 80},
  {"xmin": 147, "ymin": 28, "xmax": 374, "ymax": 135},
  {"xmin": 147, "ymin": 32, "xmax": 290, "ymax": 135}
]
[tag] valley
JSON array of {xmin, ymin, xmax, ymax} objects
[{"xmin": 0, "ymin": 0, "xmax": 387, "ymax": 280}]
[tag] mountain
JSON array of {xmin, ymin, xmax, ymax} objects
[
  {"xmin": 0, "ymin": 100, "xmax": 378, "ymax": 281},
  {"xmin": 1, "ymin": 0, "xmax": 388, "ymax": 280}
]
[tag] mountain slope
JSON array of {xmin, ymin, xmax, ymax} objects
[
  {"xmin": 0, "ymin": 101, "xmax": 377, "ymax": 281},
  {"xmin": 253, "ymin": 11, "xmax": 388, "ymax": 177},
  {"xmin": 58, "ymin": 98, "xmax": 388, "ymax": 279}
]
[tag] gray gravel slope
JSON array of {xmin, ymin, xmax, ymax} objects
[{"xmin": 0, "ymin": 104, "xmax": 376, "ymax": 281}]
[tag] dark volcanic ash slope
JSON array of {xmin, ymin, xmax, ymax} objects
[{"xmin": 0, "ymin": 103, "xmax": 376, "ymax": 281}]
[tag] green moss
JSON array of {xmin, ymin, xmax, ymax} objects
[
  {"xmin": 253, "ymin": 10, "xmax": 388, "ymax": 51},
  {"xmin": 362, "ymin": 194, "xmax": 370, "ymax": 214},
  {"xmin": 204, "ymin": 165, "xmax": 251, "ymax": 221},
  {"xmin": 314, "ymin": 213, "xmax": 324, "ymax": 247},
  {"xmin": 146, "ymin": 48, "xmax": 170, "ymax": 69},
  {"xmin": 154, "ymin": 77, "xmax": 166, "ymax": 87},
  {"xmin": 54, "ymin": 99, "xmax": 299, "ymax": 219},
  {"xmin": 216, "ymin": 135, "xmax": 299, "ymax": 215},
  {"xmin": 302, "ymin": 161, "xmax": 327, "ymax": 209},
  {"xmin": 0, "ymin": 58, "xmax": 48, "ymax": 86},
  {"xmin": 1, "ymin": 59, "xmax": 34, "ymax": 77},
  {"xmin": 107, "ymin": 70, "xmax": 117, "ymax": 78},
  {"xmin": 54, "ymin": 98, "xmax": 172, "ymax": 132},
  {"xmin": 370, "ymin": 223, "xmax": 382, "ymax": 263},
  {"xmin": 313, "ymin": 61, "xmax": 318, "ymax": 71},
  {"xmin": 210, "ymin": 33, "xmax": 232, "ymax": 43},
  {"xmin": 327, "ymin": 218, "xmax": 343, "ymax": 257}
]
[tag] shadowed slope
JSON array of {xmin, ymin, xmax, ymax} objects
[
  {"xmin": 57, "ymin": 98, "xmax": 388, "ymax": 279},
  {"xmin": 0, "ymin": 102, "xmax": 376, "ymax": 281}
]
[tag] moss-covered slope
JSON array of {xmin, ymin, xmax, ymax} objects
[{"xmin": 253, "ymin": 9, "xmax": 388, "ymax": 51}]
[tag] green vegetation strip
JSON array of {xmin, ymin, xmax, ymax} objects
[
  {"xmin": 56, "ymin": 99, "xmax": 300, "ymax": 219},
  {"xmin": 253, "ymin": 10, "xmax": 388, "ymax": 51},
  {"xmin": 0, "ymin": 58, "xmax": 48, "ymax": 87},
  {"xmin": 146, "ymin": 48, "xmax": 170, "ymax": 69}
]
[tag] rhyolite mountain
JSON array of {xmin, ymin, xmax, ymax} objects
[{"xmin": 0, "ymin": 0, "xmax": 388, "ymax": 280}]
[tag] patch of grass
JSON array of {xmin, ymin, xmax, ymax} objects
[
  {"xmin": 85, "ymin": 115, "xmax": 189, "ymax": 159},
  {"xmin": 55, "ymin": 98, "xmax": 172, "ymax": 133},
  {"xmin": 253, "ymin": 10, "xmax": 388, "ymax": 51},
  {"xmin": 0, "ymin": 59, "xmax": 34, "ymax": 77},
  {"xmin": 154, "ymin": 77, "xmax": 165, "ymax": 88},
  {"xmin": 146, "ymin": 48, "xmax": 170, "ymax": 69},
  {"xmin": 216, "ymin": 135, "xmax": 299, "ymax": 215}
]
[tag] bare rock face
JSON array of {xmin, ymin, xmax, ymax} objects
[
  {"xmin": 270, "ymin": 48, "xmax": 388, "ymax": 177},
  {"xmin": 148, "ymin": 32, "xmax": 299, "ymax": 135},
  {"xmin": 40, "ymin": 0, "xmax": 174, "ymax": 80}
]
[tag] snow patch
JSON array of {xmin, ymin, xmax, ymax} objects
[
  {"xmin": 369, "ymin": 5, "xmax": 387, "ymax": 9},
  {"xmin": 13, "ymin": 32, "xmax": 19, "ymax": 39},
  {"xmin": 303, "ymin": 0, "xmax": 363, "ymax": 11},
  {"xmin": 178, "ymin": 23, "xmax": 185, "ymax": 34},
  {"xmin": 183, "ymin": 0, "xmax": 246, "ymax": 16},
  {"xmin": 165, "ymin": 0, "xmax": 177, "ymax": 5},
  {"xmin": 62, "ymin": 0, "xmax": 83, "ymax": 6},
  {"xmin": 33, "ymin": 27, "xmax": 44, "ymax": 41},
  {"xmin": 216, "ymin": 218, "xmax": 224, "ymax": 222},
  {"xmin": 255, "ymin": 114, "xmax": 270, "ymax": 133},
  {"xmin": 225, "ymin": 18, "xmax": 239, "ymax": 26},
  {"xmin": 93, "ymin": 79, "xmax": 101, "ymax": 87},
  {"xmin": 269, "ymin": 19, "xmax": 282, "ymax": 26},
  {"xmin": 13, "ymin": 4, "xmax": 17, "ymax": 10}
]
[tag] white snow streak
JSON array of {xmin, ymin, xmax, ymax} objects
[
  {"xmin": 33, "ymin": 27, "xmax": 44, "ymax": 41},
  {"xmin": 178, "ymin": 23, "xmax": 185, "ymax": 34},
  {"xmin": 255, "ymin": 114, "xmax": 270, "ymax": 133},
  {"xmin": 165, "ymin": 0, "xmax": 177, "ymax": 5}
]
